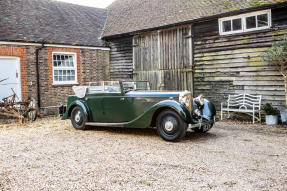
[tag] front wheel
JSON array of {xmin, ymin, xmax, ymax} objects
[
  {"xmin": 71, "ymin": 106, "xmax": 87, "ymax": 130},
  {"xmin": 156, "ymin": 110, "xmax": 187, "ymax": 142}
]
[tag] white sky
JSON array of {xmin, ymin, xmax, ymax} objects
[{"xmin": 55, "ymin": 0, "xmax": 116, "ymax": 8}]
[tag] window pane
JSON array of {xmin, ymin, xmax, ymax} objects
[
  {"xmin": 69, "ymin": 57, "xmax": 74, "ymax": 66},
  {"xmin": 232, "ymin": 18, "xmax": 242, "ymax": 31},
  {"xmin": 246, "ymin": 16, "xmax": 256, "ymax": 29},
  {"xmin": 257, "ymin": 14, "xmax": 268, "ymax": 27},
  {"xmin": 53, "ymin": 54, "xmax": 76, "ymax": 83},
  {"xmin": 223, "ymin": 20, "xmax": 231, "ymax": 32}
]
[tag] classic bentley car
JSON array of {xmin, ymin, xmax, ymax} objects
[{"xmin": 61, "ymin": 81, "xmax": 217, "ymax": 141}]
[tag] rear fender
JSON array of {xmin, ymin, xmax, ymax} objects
[{"xmin": 62, "ymin": 100, "xmax": 91, "ymax": 121}]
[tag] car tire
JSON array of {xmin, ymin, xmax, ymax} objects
[
  {"xmin": 193, "ymin": 123, "xmax": 213, "ymax": 133},
  {"xmin": 156, "ymin": 109, "xmax": 187, "ymax": 142},
  {"xmin": 71, "ymin": 106, "xmax": 87, "ymax": 130}
]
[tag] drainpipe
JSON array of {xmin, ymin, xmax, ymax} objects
[{"xmin": 35, "ymin": 43, "xmax": 45, "ymax": 110}]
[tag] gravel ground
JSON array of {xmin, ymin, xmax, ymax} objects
[{"xmin": 0, "ymin": 118, "xmax": 287, "ymax": 191}]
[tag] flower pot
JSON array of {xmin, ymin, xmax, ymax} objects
[
  {"xmin": 280, "ymin": 109, "xmax": 287, "ymax": 125},
  {"xmin": 265, "ymin": 115, "xmax": 278, "ymax": 125}
]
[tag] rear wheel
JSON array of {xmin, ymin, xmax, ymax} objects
[
  {"xmin": 71, "ymin": 106, "xmax": 87, "ymax": 130},
  {"xmin": 156, "ymin": 110, "xmax": 187, "ymax": 142}
]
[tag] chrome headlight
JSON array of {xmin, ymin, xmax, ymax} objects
[
  {"xmin": 194, "ymin": 95, "xmax": 204, "ymax": 106},
  {"xmin": 179, "ymin": 91, "xmax": 192, "ymax": 111}
]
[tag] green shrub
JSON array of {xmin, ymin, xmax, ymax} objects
[
  {"xmin": 262, "ymin": 103, "xmax": 279, "ymax": 115},
  {"xmin": 261, "ymin": 35, "xmax": 287, "ymax": 106}
]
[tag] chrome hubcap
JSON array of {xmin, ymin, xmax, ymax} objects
[
  {"xmin": 164, "ymin": 121, "xmax": 174, "ymax": 132},
  {"xmin": 75, "ymin": 111, "xmax": 81, "ymax": 123}
]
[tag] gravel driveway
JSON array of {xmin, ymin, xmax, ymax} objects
[{"xmin": 0, "ymin": 118, "xmax": 287, "ymax": 191}]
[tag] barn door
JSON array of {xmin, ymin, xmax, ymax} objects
[
  {"xmin": 0, "ymin": 57, "xmax": 22, "ymax": 101},
  {"xmin": 133, "ymin": 25, "xmax": 193, "ymax": 92}
]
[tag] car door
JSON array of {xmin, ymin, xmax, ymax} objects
[{"xmin": 100, "ymin": 93, "xmax": 136, "ymax": 123}]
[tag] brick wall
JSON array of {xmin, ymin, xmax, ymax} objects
[
  {"xmin": 39, "ymin": 47, "xmax": 110, "ymax": 109},
  {"xmin": 0, "ymin": 45, "xmax": 110, "ymax": 114}
]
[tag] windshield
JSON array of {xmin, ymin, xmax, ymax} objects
[
  {"xmin": 88, "ymin": 81, "xmax": 121, "ymax": 93},
  {"xmin": 122, "ymin": 81, "xmax": 150, "ymax": 92}
]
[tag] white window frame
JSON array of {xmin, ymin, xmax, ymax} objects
[
  {"xmin": 52, "ymin": 52, "xmax": 78, "ymax": 85},
  {"xmin": 219, "ymin": 9, "xmax": 272, "ymax": 35}
]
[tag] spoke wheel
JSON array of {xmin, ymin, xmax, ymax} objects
[
  {"xmin": 27, "ymin": 109, "xmax": 37, "ymax": 121},
  {"xmin": 156, "ymin": 109, "xmax": 187, "ymax": 142},
  {"xmin": 71, "ymin": 106, "xmax": 87, "ymax": 130}
]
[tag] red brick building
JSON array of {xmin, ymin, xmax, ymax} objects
[{"xmin": 0, "ymin": 0, "xmax": 110, "ymax": 113}]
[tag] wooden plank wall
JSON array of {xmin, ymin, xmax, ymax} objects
[
  {"xmin": 133, "ymin": 25, "xmax": 193, "ymax": 91},
  {"xmin": 193, "ymin": 7, "xmax": 287, "ymax": 108},
  {"xmin": 109, "ymin": 37, "xmax": 133, "ymax": 80}
]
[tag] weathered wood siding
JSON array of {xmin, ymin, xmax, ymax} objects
[
  {"xmin": 109, "ymin": 37, "xmax": 133, "ymax": 80},
  {"xmin": 133, "ymin": 25, "xmax": 193, "ymax": 91},
  {"xmin": 193, "ymin": 7, "xmax": 287, "ymax": 107}
]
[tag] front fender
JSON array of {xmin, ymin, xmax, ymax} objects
[
  {"xmin": 61, "ymin": 100, "xmax": 91, "ymax": 120},
  {"xmin": 201, "ymin": 99, "xmax": 216, "ymax": 120},
  {"xmin": 151, "ymin": 100, "xmax": 192, "ymax": 122},
  {"xmin": 124, "ymin": 100, "xmax": 192, "ymax": 128}
]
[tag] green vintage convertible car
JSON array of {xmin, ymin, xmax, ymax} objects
[{"xmin": 61, "ymin": 81, "xmax": 217, "ymax": 141}]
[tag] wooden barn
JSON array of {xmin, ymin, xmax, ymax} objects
[{"xmin": 101, "ymin": 0, "xmax": 287, "ymax": 108}]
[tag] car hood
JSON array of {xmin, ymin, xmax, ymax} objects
[{"xmin": 125, "ymin": 90, "xmax": 189, "ymax": 97}]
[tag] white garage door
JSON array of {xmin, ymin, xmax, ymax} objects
[{"xmin": 0, "ymin": 57, "xmax": 22, "ymax": 101}]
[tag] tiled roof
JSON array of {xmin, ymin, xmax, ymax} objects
[
  {"xmin": 0, "ymin": 0, "xmax": 107, "ymax": 47},
  {"xmin": 102, "ymin": 0, "xmax": 287, "ymax": 38}
]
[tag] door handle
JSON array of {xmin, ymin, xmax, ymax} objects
[{"xmin": 120, "ymin": 97, "xmax": 125, "ymax": 101}]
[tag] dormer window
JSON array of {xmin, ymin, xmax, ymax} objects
[{"xmin": 219, "ymin": 10, "xmax": 271, "ymax": 35}]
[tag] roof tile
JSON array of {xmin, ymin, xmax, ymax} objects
[
  {"xmin": 102, "ymin": 0, "xmax": 287, "ymax": 38},
  {"xmin": 0, "ymin": 0, "xmax": 107, "ymax": 47}
]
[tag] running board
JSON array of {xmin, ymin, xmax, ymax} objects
[{"xmin": 86, "ymin": 122, "xmax": 124, "ymax": 127}]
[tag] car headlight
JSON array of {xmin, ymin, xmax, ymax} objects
[
  {"xmin": 194, "ymin": 95, "xmax": 204, "ymax": 106},
  {"xmin": 179, "ymin": 91, "xmax": 192, "ymax": 111}
]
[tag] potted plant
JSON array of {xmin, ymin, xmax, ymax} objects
[
  {"xmin": 261, "ymin": 36, "xmax": 287, "ymax": 124},
  {"xmin": 262, "ymin": 103, "xmax": 279, "ymax": 125}
]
